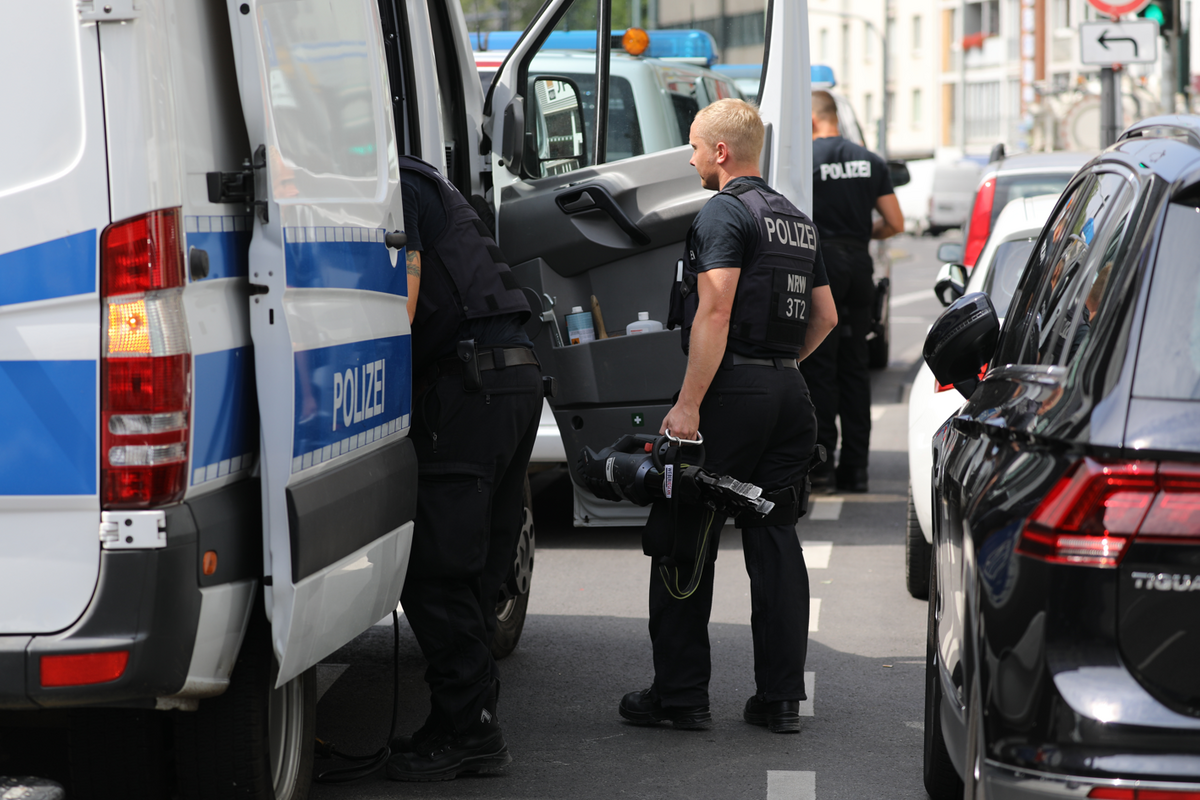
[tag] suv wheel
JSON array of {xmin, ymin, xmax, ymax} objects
[
  {"xmin": 923, "ymin": 550, "xmax": 964, "ymax": 800},
  {"xmin": 905, "ymin": 484, "xmax": 931, "ymax": 599},
  {"xmin": 491, "ymin": 476, "xmax": 536, "ymax": 660}
]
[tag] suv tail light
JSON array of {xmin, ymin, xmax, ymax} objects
[
  {"xmin": 1018, "ymin": 458, "xmax": 1200, "ymax": 567},
  {"xmin": 101, "ymin": 209, "xmax": 190, "ymax": 509},
  {"xmin": 964, "ymin": 177, "xmax": 996, "ymax": 267}
]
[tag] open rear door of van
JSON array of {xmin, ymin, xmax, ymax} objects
[
  {"xmin": 225, "ymin": 0, "xmax": 416, "ymax": 684},
  {"xmin": 486, "ymin": 0, "xmax": 810, "ymax": 522}
]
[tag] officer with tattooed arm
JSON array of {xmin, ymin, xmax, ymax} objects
[
  {"xmin": 386, "ymin": 157, "xmax": 542, "ymax": 781},
  {"xmin": 618, "ymin": 99, "xmax": 838, "ymax": 734}
]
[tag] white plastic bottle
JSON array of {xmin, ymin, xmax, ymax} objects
[{"xmin": 626, "ymin": 312, "xmax": 664, "ymax": 335}]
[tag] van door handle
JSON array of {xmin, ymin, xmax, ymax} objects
[
  {"xmin": 385, "ymin": 231, "xmax": 407, "ymax": 249},
  {"xmin": 555, "ymin": 186, "xmax": 651, "ymax": 246}
]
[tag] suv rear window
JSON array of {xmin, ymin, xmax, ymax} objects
[{"xmin": 1134, "ymin": 201, "xmax": 1200, "ymax": 400}]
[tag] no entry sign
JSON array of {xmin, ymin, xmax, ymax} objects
[{"xmin": 1085, "ymin": 0, "xmax": 1151, "ymax": 18}]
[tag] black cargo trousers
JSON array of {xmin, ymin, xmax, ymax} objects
[
  {"xmin": 646, "ymin": 363, "xmax": 816, "ymax": 707},
  {"xmin": 798, "ymin": 238, "xmax": 874, "ymax": 475},
  {"xmin": 401, "ymin": 355, "xmax": 542, "ymax": 734}
]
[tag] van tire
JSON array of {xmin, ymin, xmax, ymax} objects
[
  {"xmin": 175, "ymin": 596, "xmax": 315, "ymax": 800},
  {"xmin": 491, "ymin": 476, "xmax": 535, "ymax": 660}
]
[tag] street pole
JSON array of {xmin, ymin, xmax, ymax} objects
[{"xmin": 1101, "ymin": 65, "xmax": 1119, "ymax": 147}]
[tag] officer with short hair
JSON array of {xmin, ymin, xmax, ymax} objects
[
  {"xmin": 386, "ymin": 156, "xmax": 542, "ymax": 781},
  {"xmin": 801, "ymin": 90, "xmax": 904, "ymax": 493},
  {"xmin": 619, "ymin": 99, "xmax": 838, "ymax": 734}
]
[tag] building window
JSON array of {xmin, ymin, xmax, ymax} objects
[
  {"xmin": 1052, "ymin": 0, "xmax": 1070, "ymax": 29},
  {"xmin": 842, "ymin": 24, "xmax": 850, "ymax": 79},
  {"xmin": 913, "ymin": 14, "xmax": 922, "ymax": 51},
  {"xmin": 965, "ymin": 80, "xmax": 1002, "ymax": 139},
  {"xmin": 864, "ymin": 93, "xmax": 874, "ymax": 130},
  {"xmin": 912, "ymin": 88, "xmax": 923, "ymax": 128},
  {"xmin": 865, "ymin": 25, "xmax": 874, "ymax": 60},
  {"xmin": 886, "ymin": 90, "xmax": 895, "ymax": 128},
  {"xmin": 820, "ymin": 27, "xmax": 829, "ymax": 61}
]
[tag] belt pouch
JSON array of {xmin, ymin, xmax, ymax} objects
[{"xmin": 457, "ymin": 339, "xmax": 482, "ymax": 392}]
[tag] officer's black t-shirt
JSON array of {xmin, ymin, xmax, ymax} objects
[
  {"xmin": 811, "ymin": 136, "xmax": 894, "ymax": 242},
  {"xmin": 691, "ymin": 176, "xmax": 830, "ymax": 359},
  {"xmin": 400, "ymin": 168, "xmax": 531, "ymax": 355}
]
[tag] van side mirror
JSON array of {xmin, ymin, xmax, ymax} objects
[
  {"xmin": 923, "ymin": 292, "xmax": 999, "ymax": 399},
  {"xmin": 530, "ymin": 76, "xmax": 587, "ymax": 178},
  {"xmin": 887, "ymin": 159, "xmax": 910, "ymax": 188},
  {"xmin": 937, "ymin": 241, "xmax": 964, "ymax": 263},
  {"xmin": 933, "ymin": 262, "xmax": 969, "ymax": 307}
]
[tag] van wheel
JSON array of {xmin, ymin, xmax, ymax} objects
[
  {"xmin": 175, "ymin": 597, "xmax": 315, "ymax": 800},
  {"xmin": 491, "ymin": 476, "xmax": 535, "ymax": 660},
  {"xmin": 905, "ymin": 485, "xmax": 931, "ymax": 599}
]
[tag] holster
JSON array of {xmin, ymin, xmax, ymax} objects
[
  {"xmin": 456, "ymin": 339, "xmax": 482, "ymax": 392},
  {"xmin": 734, "ymin": 477, "xmax": 808, "ymax": 528}
]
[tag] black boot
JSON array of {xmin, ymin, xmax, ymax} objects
[
  {"xmin": 385, "ymin": 712, "xmax": 510, "ymax": 781},
  {"xmin": 743, "ymin": 694, "xmax": 801, "ymax": 733},
  {"xmin": 618, "ymin": 687, "xmax": 711, "ymax": 730}
]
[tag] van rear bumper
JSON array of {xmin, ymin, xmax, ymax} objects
[{"xmin": 0, "ymin": 481, "xmax": 260, "ymax": 709}]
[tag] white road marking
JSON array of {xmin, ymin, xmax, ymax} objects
[
  {"xmin": 905, "ymin": 721, "xmax": 925, "ymax": 731},
  {"xmin": 799, "ymin": 672, "xmax": 816, "ymax": 717},
  {"xmin": 870, "ymin": 405, "xmax": 887, "ymax": 421},
  {"xmin": 890, "ymin": 288, "xmax": 937, "ymax": 308},
  {"xmin": 807, "ymin": 499, "xmax": 843, "ymax": 521},
  {"xmin": 768, "ymin": 770, "xmax": 816, "ymax": 800},
  {"xmin": 315, "ymin": 663, "xmax": 349, "ymax": 704},
  {"xmin": 809, "ymin": 598, "xmax": 821, "ymax": 632},
  {"xmin": 803, "ymin": 540, "xmax": 832, "ymax": 568}
]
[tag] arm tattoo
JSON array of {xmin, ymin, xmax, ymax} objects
[{"xmin": 406, "ymin": 250, "xmax": 421, "ymax": 277}]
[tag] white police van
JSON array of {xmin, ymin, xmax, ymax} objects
[{"xmin": 0, "ymin": 0, "xmax": 809, "ymax": 795}]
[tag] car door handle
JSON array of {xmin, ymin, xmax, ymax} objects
[{"xmin": 555, "ymin": 186, "xmax": 651, "ymax": 246}]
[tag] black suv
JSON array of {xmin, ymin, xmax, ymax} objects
[{"xmin": 921, "ymin": 117, "xmax": 1200, "ymax": 799}]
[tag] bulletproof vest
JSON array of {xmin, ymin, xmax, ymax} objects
[
  {"xmin": 398, "ymin": 156, "xmax": 530, "ymax": 371},
  {"xmin": 668, "ymin": 182, "xmax": 818, "ymax": 354}
]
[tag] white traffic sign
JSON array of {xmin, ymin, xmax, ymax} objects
[{"xmin": 1080, "ymin": 19, "xmax": 1159, "ymax": 64}]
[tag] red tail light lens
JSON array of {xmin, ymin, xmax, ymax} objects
[
  {"xmin": 100, "ymin": 209, "xmax": 184, "ymax": 296},
  {"xmin": 1089, "ymin": 789, "xmax": 1200, "ymax": 799},
  {"xmin": 1019, "ymin": 458, "xmax": 1200, "ymax": 567},
  {"xmin": 41, "ymin": 651, "xmax": 129, "ymax": 687},
  {"xmin": 964, "ymin": 177, "xmax": 996, "ymax": 267},
  {"xmin": 100, "ymin": 210, "xmax": 190, "ymax": 509}
]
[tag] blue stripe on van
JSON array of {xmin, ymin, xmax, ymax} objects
[
  {"xmin": 191, "ymin": 347, "xmax": 259, "ymax": 486},
  {"xmin": 291, "ymin": 334, "xmax": 411, "ymax": 473},
  {"xmin": 0, "ymin": 361, "xmax": 96, "ymax": 495},
  {"xmin": 283, "ymin": 227, "xmax": 407, "ymax": 296},
  {"xmin": 184, "ymin": 215, "xmax": 252, "ymax": 281},
  {"xmin": 0, "ymin": 230, "xmax": 96, "ymax": 306}
]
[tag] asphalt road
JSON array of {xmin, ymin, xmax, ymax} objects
[{"xmin": 311, "ymin": 233, "xmax": 954, "ymax": 800}]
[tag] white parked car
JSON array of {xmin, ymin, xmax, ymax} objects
[{"xmin": 905, "ymin": 193, "xmax": 1061, "ymax": 598}]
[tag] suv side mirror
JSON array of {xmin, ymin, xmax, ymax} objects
[
  {"xmin": 933, "ymin": 262, "xmax": 969, "ymax": 307},
  {"xmin": 937, "ymin": 241, "xmax": 964, "ymax": 263},
  {"xmin": 530, "ymin": 76, "xmax": 587, "ymax": 178},
  {"xmin": 923, "ymin": 292, "xmax": 998, "ymax": 399},
  {"xmin": 887, "ymin": 159, "xmax": 910, "ymax": 188}
]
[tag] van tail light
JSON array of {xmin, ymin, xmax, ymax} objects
[
  {"xmin": 963, "ymin": 177, "xmax": 996, "ymax": 267},
  {"xmin": 101, "ymin": 209, "xmax": 190, "ymax": 509},
  {"xmin": 1018, "ymin": 458, "xmax": 1200, "ymax": 568}
]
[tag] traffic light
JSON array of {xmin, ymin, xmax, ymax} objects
[{"xmin": 1138, "ymin": 0, "xmax": 1175, "ymax": 34}]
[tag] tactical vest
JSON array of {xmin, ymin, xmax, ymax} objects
[
  {"xmin": 398, "ymin": 156, "xmax": 530, "ymax": 372},
  {"xmin": 668, "ymin": 182, "xmax": 818, "ymax": 354}
]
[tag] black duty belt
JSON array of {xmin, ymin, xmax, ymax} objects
[
  {"xmin": 723, "ymin": 353, "xmax": 798, "ymax": 370},
  {"xmin": 439, "ymin": 346, "xmax": 540, "ymax": 373}
]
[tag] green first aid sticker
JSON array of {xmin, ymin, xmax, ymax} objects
[{"xmin": 631, "ymin": 412, "xmax": 645, "ymax": 427}]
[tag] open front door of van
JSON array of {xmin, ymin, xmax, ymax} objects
[
  {"xmin": 225, "ymin": 0, "xmax": 416, "ymax": 684},
  {"xmin": 486, "ymin": 0, "xmax": 809, "ymax": 523}
]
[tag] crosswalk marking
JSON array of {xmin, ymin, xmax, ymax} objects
[
  {"xmin": 803, "ymin": 540, "xmax": 832, "ymax": 568},
  {"xmin": 315, "ymin": 663, "xmax": 349, "ymax": 704},
  {"xmin": 807, "ymin": 499, "xmax": 842, "ymax": 521},
  {"xmin": 809, "ymin": 598, "xmax": 821, "ymax": 632},
  {"xmin": 767, "ymin": 770, "xmax": 816, "ymax": 800},
  {"xmin": 799, "ymin": 672, "xmax": 815, "ymax": 717}
]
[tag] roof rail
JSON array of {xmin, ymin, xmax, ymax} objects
[{"xmin": 1117, "ymin": 115, "xmax": 1200, "ymax": 148}]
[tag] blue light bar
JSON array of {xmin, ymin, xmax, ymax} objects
[
  {"xmin": 471, "ymin": 28, "xmax": 720, "ymax": 66},
  {"xmin": 811, "ymin": 64, "xmax": 836, "ymax": 89}
]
